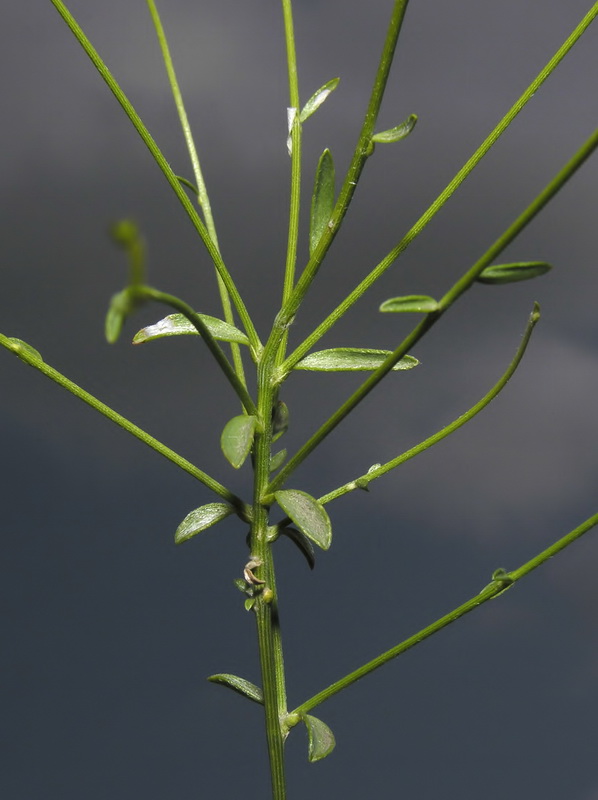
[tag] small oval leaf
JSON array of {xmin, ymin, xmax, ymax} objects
[
  {"xmin": 294, "ymin": 348, "xmax": 419, "ymax": 372},
  {"xmin": 175, "ymin": 502, "xmax": 233, "ymax": 544},
  {"xmin": 281, "ymin": 527, "xmax": 316, "ymax": 570},
  {"xmin": 304, "ymin": 714, "xmax": 336, "ymax": 762},
  {"xmin": 272, "ymin": 401, "xmax": 290, "ymax": 442},
  {"xmin": 207, "ymin": 673, "xmax": 264, "ymax": 705},
  {"xmin": 105, "ymin": 289, "xmax": 133, "ymax": 344},
  {"xmin": 300, "ymin": 77, "xmax": 340, "ymax": 122},
  {"xmin": 274, "ymin": 490, "xmax": 332, "ymax": 551},
  {"xmin": 269, "ymin": 449, "xmax": 287, "ymax": 473},
  {"xmin": 133, "ymin": 313, "xmax": 249, "ymax": 345},
  {"xmin": 379, "ymin": 295, "xmax": 439, "ymax": 313},
  {"xmin": 477, "ymin": 261, "xmax": 552, "ymax": 285},
  {"xmin": 372, "ymin": 113, "xmax": 418, "ymax": 143},
  {"xmin": 7, "ymin": 338, "xmax": 43, "ymax": 362},
  {"xmin": 221, "ymin": 415, "xmax": 257, "ymax": 469},
  {"xmin": 310, "ymin": 149, "xmax": 335, "ymax": 255}
]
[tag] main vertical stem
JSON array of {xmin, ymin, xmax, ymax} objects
[{"xmin": 251, "ymin": 366, "xmax": 288, "ymax": 798}]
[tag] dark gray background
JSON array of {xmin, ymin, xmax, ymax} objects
[{"xmin": 1, "ymin": 1, "xmax": 597, "ymax": 798}]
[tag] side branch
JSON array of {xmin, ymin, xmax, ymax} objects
[
  {"xmin": 0, "ymin": 334, "xmax": 249, "ymax": 517},
  {"xmin": 292, "ymin": 511, "xmax": 598, "ymax": 716}
]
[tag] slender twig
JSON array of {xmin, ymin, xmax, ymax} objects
[
  {"xmin": 0, "ymin": 333, "xmax": 248, "ymax": 517},
  {"xmin": 145, "ymin": 0, "xmax": 248, "ymax": 386},
  {"xmin": 49, "ymin": 0, "xmax": 261, "ymax": 355},
  {"xmin": 291, "ymin": 511, "xmax": 598, "ymax": 716},
  {"xmin": 282, "ymin": 0, "xmax": 598, "ymax": 372},
  {"xmin": 317, "ymin": 302, "xmax": 540, "ymax": 506}
]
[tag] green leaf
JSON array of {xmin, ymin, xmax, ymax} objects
[
  {"xmin": 477, "ymin": 261, "xmax": 552, "ymax": 285},
  {"xmin": 174, "ymin": 503, "xmax": 234, "ymax": 544},
  {"xmin": 372, "ymin": 113, "xmax": 418, "ymax": 143},
  {"xmin": 269, "ymin": 449, "xmax": 287, "ymax": 473},
  {"xmin": 379, "ymin": 295, "xmax": 439, "ymax": 313},
  {"xmin": 300, "ymin": 77, "xmax": 340, "ymax": 122},
  {"xmin": 221, "ymin": 415, "xmax": 257, "ymax": 469},
  {"xmin": 272, "ymin": 401, "xmax": 290, "ymax": 442},
  {"xmin": 244, "ymin": 597, "xmax": 256, "ymax": 611},
  {"xmin": 132, "ymin": 313, "xmax": 249, "ymax": 345},
  {"xmin": 105, "ymin": 289, "xmax": 134, "ymax": 344},
  {"xmin": 303, "ymin": 714, "xmax": 336, "ymax": 762},
  {"xmin": 281, "ymin": 527, "xmax": 316, "ymax": 570},
  {"xmin": 274, "ymin": 490, "xmax": 332, "ymax": 551},
  {"xmin": 294, "ymin": 348, "xmax": 419, "ymax": 372},
  {"xmin": 207, "ymin": 673, "xmax": 264, "ymax": 705},
  {"xmin": 6, "ymin": 338, "xmax": 43, "ymax": 362},
  {"xmin": 310, "ymin": 149, "xmax": 335, "ymax": 255}
]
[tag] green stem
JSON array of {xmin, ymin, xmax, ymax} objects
[
  {"xmin": 291, "ymin": 511, "xmax": 598, "ymax": 716},
  {"xmin": 50, "ymin": 0, "xmax": 261, "ymax": 355},
  {"xmin": 317, "ymin": 302, "xmax": 540, "ymax": 506},
  {"xmin": 251, "ymin": 364, "xmax": 288, "ymax": 799},
  {"xmin": 275, "ymin": 0, "xmax": 411, "ymax": 330},
  {"xmin": 145, "ymin": 0, "xmax": 248, "ymax": 388},
  {"xmin": 282, "ymin": 0, "xmax": 598, "ymax": 371},
  {"xmin": 277, "ymin": 0, "xmax": 302, "ymax": 369},
  {"xmin": 0, "ymin": 333, "xmax": 248, "ymax": 516},
  {"xmin": 137, "ymin": 286, "xmax": 257, "ymax": 415},
  {"xmin": 268, "ymin": 124, "xmax": 598, "ymax": 494}
]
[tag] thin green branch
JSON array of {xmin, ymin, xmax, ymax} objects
[
  {"xmin": 137, "ymin": 286, "xmax": 257, "ymax": 416},
  {"xmin": 317, "ymin": 302, "xmax": 540, "ymax": 506},
  {"xmin": 0, "ymin": 333, "xmax": 248, "ymax": 517},
  {"xmin": 273, "ymin": 0, "xmax": 411, "ymax": 332},
  {"xmin": 267, "ymin": 124, "xmax": 598, "ymax": 495},
  {"xmin": 282, "ymin": 0, "xmax": 598, "ymax": 372},
  {"xmin": 145, "ymin": 0, "xmax": 248, "ymax": 388},
  {"xmin": 291, "ymin": 511, "xmax": 598, "ymax": 716},
  {"xmin": 50, "ymin": 0, "xmax": 261, "ymax": 355}
]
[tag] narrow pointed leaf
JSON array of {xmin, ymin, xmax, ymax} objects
[
  {"xmin": 207, "ymin": 673, "xmax": 264, "ymax": 705},
  {"xmin": 300, "ymin": 77, "xmax": 340, "ymax": 122},
  {"xmin": 274, "ymin": 490, "xmax": 332, "ymax": 551},
  {"xmin": 477, "ymin": 261, "xmax": 552, "ymax": 284},
  {"xmin": 372, "ymin": 113, "xmax": 418, "ymax": 143},
  {"xmin": 310, "ymin": 149, "xmax": 335, "ymax": 255},
  {"xmin": 133, "ymin": 313, "xmax": 249, "ymax": 345},
  {"xmin": 379, "ymin": 295, "xmax": 439, "ymax": 313},
  {"xmin": 269, "ymin": 449, "xmax": 287, "ymax": 473},
  {"xmin": 272, "ymin": 401, "xmax": 290, "ymax": 442},
  {"xmin": 221, "ymin": 415, "xmax": 257, "ymax": 469},
  {"xmin": 175, "ymin": 503, "xmax": 234, "ymax": 544},
  {"xmin": 281, "ymin": 527, "xmax": 316, "ymax": 570},
  {"xmin": 294, "ymin": 348, "xmax": 419, "ymax": 372},
  {"xmin": 7, "ymin": 338, "xmax": 43, "ymax": 362},
  {"xmin": 105, "ymin": 289, "xmax": 133, "ymax": 344},
  {"xmin": 304, "ymin": 714, "xmax": 336, "ymax": 762}
]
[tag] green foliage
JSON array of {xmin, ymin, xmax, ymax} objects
[{"xmin": 2, "ymin": 2, "xmax": 598, "ymax": 798}]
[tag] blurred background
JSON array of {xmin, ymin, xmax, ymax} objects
[{"xmin": 1, "ymin": 1, "xmax": 597, "ymax": 797}]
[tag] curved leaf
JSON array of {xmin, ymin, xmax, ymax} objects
[
  {"xmin": 269, "ymin": 448, "xmax": 287, "ymax": 473},
  {"xmin": 379, "ymin": 295, "xmax": 439, "ymax": 313},
  {"xmin": 477, "ymin": 261, "xmax": 552, "ymax": 284},
  {"xmin": 6, "ymin": 338, "xmax": 43, "ymax": 362},
  {"xmin": 207, "ymin": 673, "xmax": 264, "ymax": 705},
  {"xmin": 132, "ymin": 313, "xmax": 249, "ymax": 345},
  {"xmin": 272, "ymin": 401, "xmax": 290, "ymax": 442},
  {"xmin": 372, "ymin": 113, "xmax": 418, "ymax": 143},
  {"xmin": 300, "ymin": 77, "xmax": 340, "ymax": 122},
  {"xmin": 274, "ymin": 490, "xmax": 332, "ymax": 551},
  {"xmin": 221, "ymin": 415, "xmax": 257, "ymax": 469},
  {"xmin": 303, "ymin": 714, "xmax": 336, "ymax": 762},
  {"xmin": 281, "ymin": 527, "xmax": 316, "ymax": 570},
  {"xmin": 175, "ymin": 502, "xmax": 234, "ymax": 544},
  {"xmin": 294, "ymin": 348, "xmax": 419, "ymax": 372},
  {"xmin": 310, "ymin": 149, "xmax": 335, "ymax": 255},
  {"xmin": 105, "ymin": 289, "xmax": 133, "ymax": 344}
]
